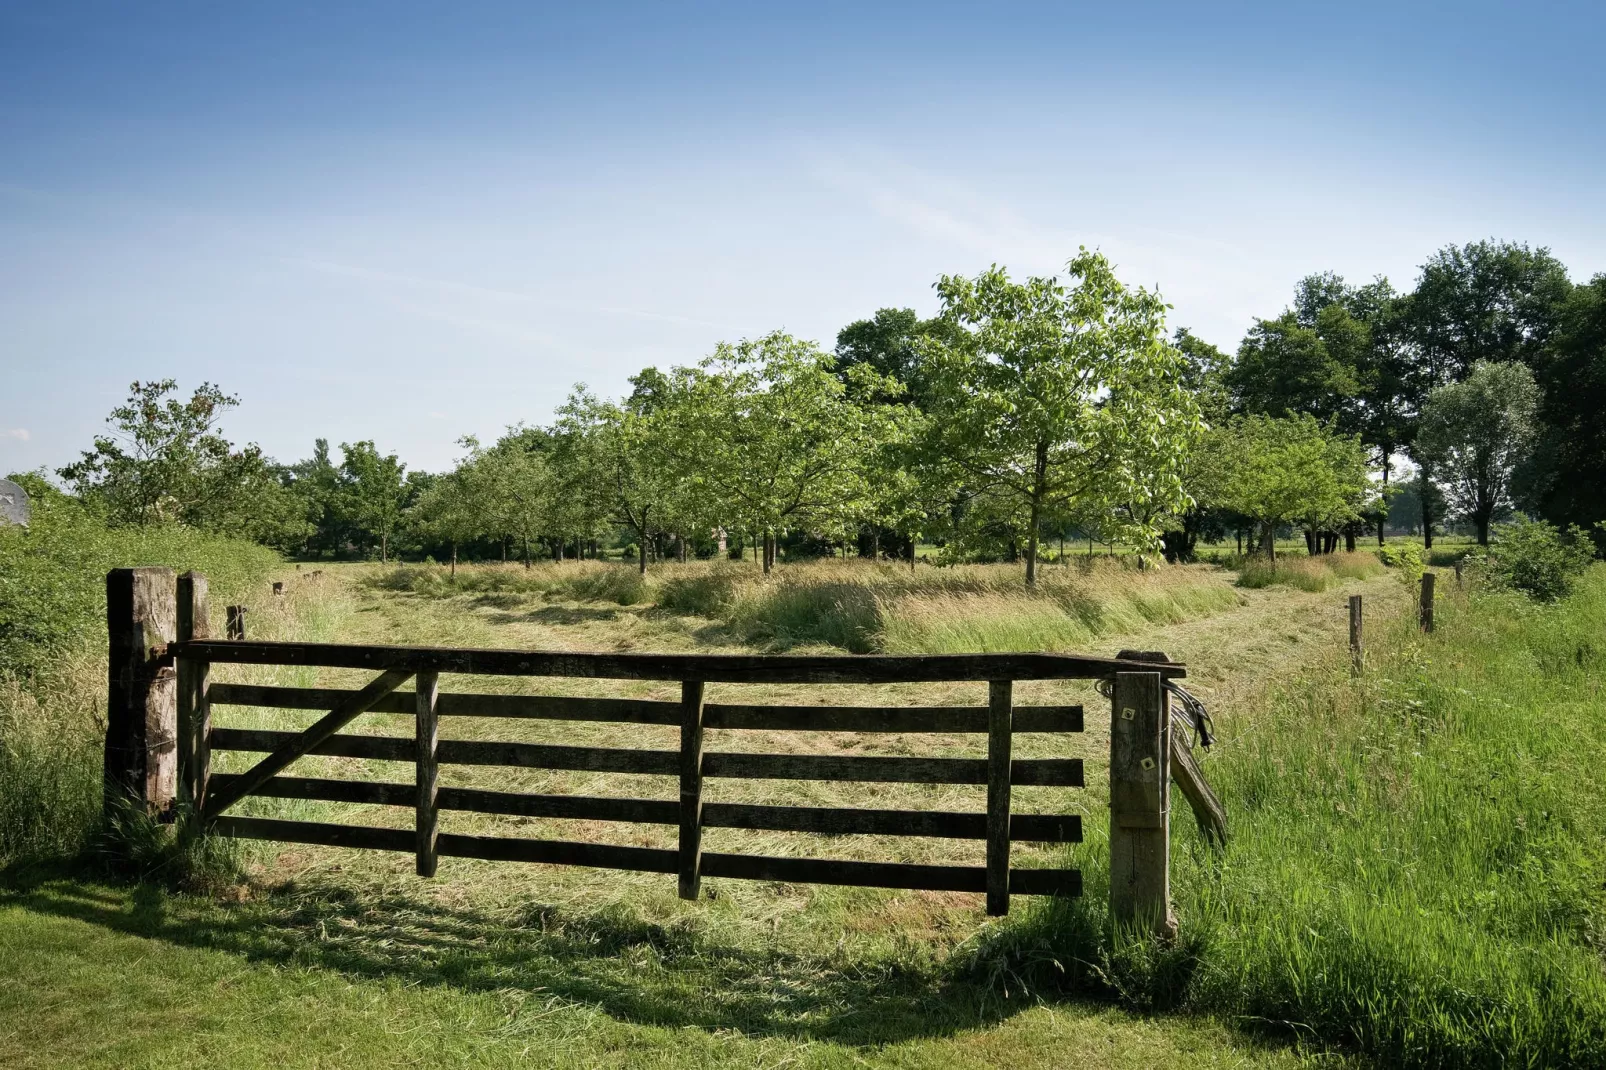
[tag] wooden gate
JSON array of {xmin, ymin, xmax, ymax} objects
[{"xmin": 108, "ymin": 567, "xmax": 1188, "ymax": 920}]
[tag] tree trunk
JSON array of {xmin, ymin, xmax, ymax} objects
[
  {"xmin": 381, "ymin": 532, "xmax": 388, "ymax": 564},
  {"xmin": 1262, "ymin": 521, "xmax": 1276, "ymax": 563},
  {"xmin": 638, "ymin": 536, "xmax": 648, "ymax": 574},
  {"xmin": 450, "ymin": 543, "xmax": 457, "ymax": 578},
  {"xmin": 1026, "ymin": 498, "xmax": 1041, "ymax": 588},
  {"xmin": 523, "ymin": 536, "xmax": 531, "ymax": 569},
  {"xmin": 1345, "ymin": 524, "xmax": 1356, "ymax": 553},
  {"xmin": 1304, "ymin": 529, "xmax": 1316, "ymax": 555},
  {"xmin": 1476, "ymin": 516, "xmax": 1490, "ymax": 545}
]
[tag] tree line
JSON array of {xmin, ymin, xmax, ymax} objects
[{"xmin": 50, "ymin": 240, "xmax": 1606, "ymax": 586}]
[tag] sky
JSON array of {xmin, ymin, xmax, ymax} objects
[{"xmin": 3, "ymin": 1, "xmax": 1603, "ymax": 477}]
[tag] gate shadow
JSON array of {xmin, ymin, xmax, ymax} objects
[{"xmin": 1, "ymin": 872, "xmax": 1031, "ymax": 1046}]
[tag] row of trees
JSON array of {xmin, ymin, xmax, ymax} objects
[{"xmin": 52, "ymin": 240, "xmax": 1606, "ymax": 586}]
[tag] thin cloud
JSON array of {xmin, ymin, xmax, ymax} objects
[{"xmin": 2, "ymin": 428, "xmax": 30, "ymax": 441}]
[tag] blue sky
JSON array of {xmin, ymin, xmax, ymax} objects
[{"xmin": 3, "ymin": 1, "xmax": 1603, "ymax": 475}]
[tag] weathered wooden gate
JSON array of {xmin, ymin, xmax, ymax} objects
[{"xmin": 106, "ymin": 567, "xmax": 1187, "ymax": 923}]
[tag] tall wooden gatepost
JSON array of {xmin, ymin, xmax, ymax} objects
[
  {"xmin": 105, "ymin": 567, "xmax": 179, "ymax": 817},
  {"xmin": 1109, "ymin": 670, "xmax": 1177, "ymax": 939}
]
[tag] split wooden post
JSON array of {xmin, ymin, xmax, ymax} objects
[
  {"xmin": 678, "ymin": 679, "xmax": 707, "ymax": 900},
  {"xmin": 985, "ymin": 679, "xmax": 1014, "ymax": 916},
  {"xmin": 105, "ymin": 567, "xmax": 179, "ymax": 818},
  {"xmin": 1109, "ymin": 671, "xmax": 1176, "ymax": 939},
  {"xmin": 176, "ymin": 571, "xmax": 212, "ymax": 810},
  {"xmin": 271, "ymin": 581, "xmax": 284, "ymax": 597},
  {"xmin": 415, "ymin": 671, "xmax": 440, "ymax": 877},
  {"xmin": 1420, "ymin": 572, "xmax": 1435, "ymax": 633},
  {"xmin": 1348, "ymin": 594, "xmax": 1363, "ymax": 675},
  {"xmin": 226, "ymin": 605, "xmax": 247, "ymax": 640}
]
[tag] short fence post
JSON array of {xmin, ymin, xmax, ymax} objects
[
  {"xmin": 271, "ymin": 581, "xmax": 284, "ymax": 597},
  {"xmin": 678, "ymin": 680, "xmax": 706, "ymax": 900},
  {"xmin": 1348, "ymin": 594, "xmax": 1363, "ymax": 675},
  {"xmin": 105, "ymin": 567, "xmax": 179, "ymax": 818},
  {"xmin": 985, "ymin": 679, "xmax": 1014, "ymax": 916},
  {"xmin": 226, "ymin": 605, "xmax": 246, "ymax": 640},
  {"xmin": 176, "ymin": 571, "xmax": 211, "ymax": 811},
  {"xmin": 1110, "ymin": 671, "xmax": 1176, "ymax": 939},
  {"xmin": 415, "ymin": 671, "xmax": 440, "ymax": 877},
  {"xmin": 1420, "ymin": 572, "xmax": 1435, "ymax": 634}
]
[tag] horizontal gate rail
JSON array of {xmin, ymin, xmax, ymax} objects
[
  {"xmin": 207, "ymin": 683, "xmax": 1086, "ymax": 732},
  {"xmin": 212, "ymin": 816, "xmax": 1082, "ymax": 895},
  {"xmin": 210, "ymin": 729, "xmax": 1083, "ymax": 785},
  {"xmin": 207, "ymin": 774, "xmax": 1084, "ymax": 842},
  {"xmin": 173, "ymin": 640, "xmax": 1184, "ymax": 682}
]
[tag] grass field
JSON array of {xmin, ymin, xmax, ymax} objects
[{"xmin": 3, "ymin": 552, "xmax": 1603, "ymax": 1067}]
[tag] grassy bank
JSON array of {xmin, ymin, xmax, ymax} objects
[
  {"xmin": 991, "ymin": 565, "xmax": 1606, "ymax": 1067},
  {"xmin": 0, "ymin": 489, "xmax": 282, "ymax": 867}
]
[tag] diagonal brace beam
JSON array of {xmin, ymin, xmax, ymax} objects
[{"xmin": 202, "ymin": 670, "xmax": 413, "ymax": 820}]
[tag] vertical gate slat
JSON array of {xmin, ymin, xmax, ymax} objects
[
  {"xmin": 416, "ymin": 671, "xmax": 440, "ymax": 877},
  {"xmin": 985, "ymin": 678, "xmax": 1013, "ymax": 916},
  {"xmin": 176, "ymin": 571, "xmax": 211, "ymax": 811},
  {"xmin": 679, "ymin": 679, "xmax": 706, "ymax": 900}
]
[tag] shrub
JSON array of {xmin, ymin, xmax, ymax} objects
[
  {"xmin": 1378, "ymin": 541, "xmax": 1426, "ymax": 584},
  {"xmin": 1468, "ymin": 515, "xmax": 1596, "ymax": 602}
]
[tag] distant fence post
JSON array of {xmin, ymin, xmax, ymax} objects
[
  {"xmin": 1348, "ymin": 594, "xmax": 1363, "ymax": 674},
  {"xmin": 1420, "ymin": 573, "xmax": 1435, "ymax": 634},
  {"xmin": 105, "ymin": 567, "xmax": 179, "ymax": 818},
  {"xmin": 1110, "ymin": 671, "xmax": 1176, "ymax": 939},
  {"xmin": 176, "ymin": 571, "xmax": 211, "ymax": 811},
  {"xmin": 226, "ymin": 605, "xmax": 247, "ymax": 640}
]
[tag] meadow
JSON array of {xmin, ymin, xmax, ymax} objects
[{"xmin": 3, "ymin": 542, "xmax": 1603, "ymax": 1068}]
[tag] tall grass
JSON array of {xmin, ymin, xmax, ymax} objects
[
  {"xmin": 0, "ymin": 492, "xmax": 281, "ymax": 869},
  {"xmin": 990, "ymin": 565, "xmax": 1606, "ymax": 1067},
  {"xmin": 1230, "ymin": 551, "xmax": 1385, "ymax": 592},
  {"xmin": 384, "ymin": 557, "xmax": 1245, "ymax": 654}
]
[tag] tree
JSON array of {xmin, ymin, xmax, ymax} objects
[
  {"xmin": 919, "ymin": 250, "xmax": 1200, "ymax": 586},
  {"xmin": 1401, "ymin": 241, "xmax": 1571, "ymax": 547},
  {"xmin": 1213, "ymin": 415, "xmax": 1372, "ymax": 562},
  {"xmin": 339, "ymin": 441, "xmax": 408, "ymax": 563},
  {"xmin": 1525, "ymin": 274, "xmax": 1606, "ymax": 541},
  {"xmin": 1226, "ymin": 311, "xmax": 1359, "ymax": 427},
  {"xmin": 833, "ymin": 307, "xmax": 958, "ymax": 409},
  {"xmin": 1415, "ymin": 361, "xmax": 1541, "ymax": 545},
  {"xmin": 554, "ymin": 383, "xmax": 687, "ymax": 574},
  {"xmin": 408, "ymin": 438, "xmax": 493, "ymax": 574},
  {"xmin": 58, "ymin": 379, "xmax": 284, "ymax": 535},
  {"xmin": 478, "ymin": 429, "xmax": 557, "ymax": 567},
  {"xmin": 657, "ymin": 331, "xmax": 890, "ymax": 574}
]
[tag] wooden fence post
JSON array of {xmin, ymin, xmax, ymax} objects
[
  {"xmin": 1349, "ymin": 594, "xmax": 1363, "ymax": 675},
  {"xmin": 271, "ymin": 581, "xmax": 284, "ymax": 597},
  {"xmin": 415, "ymin": 671, "xmax": 440, "ymax": 877},
  {"xmin": 678, "ymin": 679, "xmax": 706, "ymax": 900},
  {"xmin": 1110, "ymin": 671, "xmax": 1176, "ymax": 939},
  {"xmin": 1420, "ymin": 572, "xmax": 1435, "ymax": 633},
  {"xmin": 105, "ymin": 567, "xmax": 179, "ymax": 818},
  {"xmin": 176, "ymin": 572, "xmax": 211, "ymax": 810},
  {"xmin": 226, "ymin": 605, "xmax": 246, "ymax": 640},
  {"xmin": 985, "ymin": 679, "xmax": 1014, "ymax": 916}
]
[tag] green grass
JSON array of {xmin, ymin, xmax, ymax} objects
[
  {"xmin": 0, "ymin": 490, "xmax": 281, "ymax": 868},
  {"xmin": 986, "ymin": 566, "xmax": 1606, "ymax": 1067},
  {"xmin": 6, "ymin": 542, "xmax": 1600, "ymax": 1066},
  {"xmin": 377, "ymin": 556, "xmax": 1244, "ymax": 654}
]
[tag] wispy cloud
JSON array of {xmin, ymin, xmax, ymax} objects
[{"xmin": 2, "ymin": 428, "xmax": 30, "ymax": 441}]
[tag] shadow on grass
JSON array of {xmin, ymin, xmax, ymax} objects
[{"xmin": 0, "ymin": 866, "xmax": 1026, "ymax": 1047}]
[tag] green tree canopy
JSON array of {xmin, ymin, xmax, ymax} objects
[
  {"xmin": 1213, "ymin": 414, "xmax": 1373, "ymax": 561},
  {"xmin": 919, "ymin": 250, "xmax": 1200, "ymax": 585},
  {"xmin": 1415, "ymin": 360, "xmax": 1541, "ymax": 544}
]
